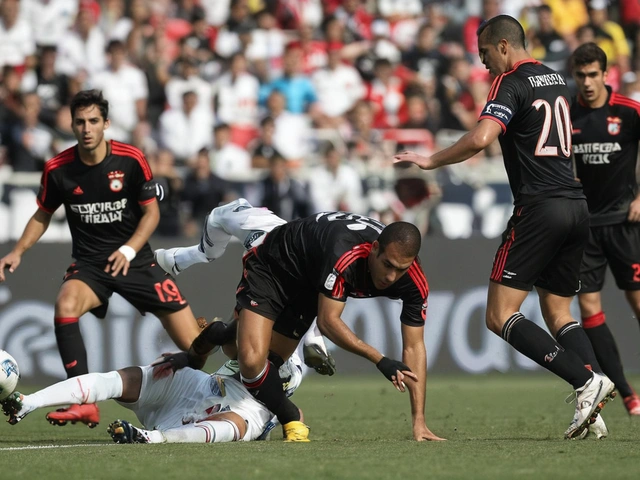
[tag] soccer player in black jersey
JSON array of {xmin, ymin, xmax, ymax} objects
[
  {"xmin": 394, "ymin": 15, "xmax": 615, "ymax": 439},
  {"xmin": 173, "ymin": 204, "xmax": 444, "ymax": 442},
  {"xmin": 0, "ymin": 90, "xmax": 205, "ymax": 428},
  {"xmin": 570, "ymin": 43, "xmax": 640, "ymax": 416}
]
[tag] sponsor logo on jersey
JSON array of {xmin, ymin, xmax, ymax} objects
[
  {"xmin": 324, "ymin": 273, "xmax": 337, "ymax": 290},
  {"xmin": 607, "ymin": 116, "xmax": 622, "ymax": 135},
  {"xmin": 108, "ymin": 170, "xmax": 125, "ymax": 192},
  {"xmin": 72, "ymin": 186, "xmax": 84, "ymax": 195},
  {"xmin": 573, "ymin": 142, "xmax": 622, "ymax": 164},
  {"xmin": 70, "ymin": 198, "xmax": 128, "ymax": 224}
]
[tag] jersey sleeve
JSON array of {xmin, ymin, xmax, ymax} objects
[
  {"xmin": 399, "ymin": 261, "xmax": 429, "ymax": 327},
  {"xmin": 478, "ymin": 74, "xmax": 520, "ymax": 134},
  {"xmin": 317, "ymin": 241, "xmax": 371, "ymax": 302},
  {"xmin": 126, "ymin": 146, "xmax": 155, "ymax": 205},
  {"xmin": 36, "ymin": 169, "xmax": 63, "ymax": 214}
]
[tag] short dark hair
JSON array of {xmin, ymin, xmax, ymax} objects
[
  {"xmin": 106, "ymin": 39, "xmax": 125, "ymax": 53},
  {"xmin": 570, "ymin": 42, "xmax": 607, "ymax": 72},
  {"xmin": 377, "ymin": 222, "xmax": 421, "ymax": 258},
  {"xmin": 70, "ymin": 89, "xmax": 109, "ymax": 120},
  {"xmin": 477, "ymin": 15, "xmax": 526, "ymax": 49}
]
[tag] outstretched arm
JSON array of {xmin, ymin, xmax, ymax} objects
[
  {"xmin": 317, "ymin": 294, "xmax": 416, "ymax": 392},
  {"xmin": 401, "ymin": 322, "xmax": 445, "ymax": 441},
  {"xmin": 393, "ymin": 118, "xmax": 502, "ymax": 170},
  {"xmin": 0, "ymin": 208, "xmax": 52, "ymax": 282}
]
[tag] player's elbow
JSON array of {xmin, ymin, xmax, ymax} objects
[{"xmin": 468, "ymin": 128, "xmax": 494, "ymax": 150}]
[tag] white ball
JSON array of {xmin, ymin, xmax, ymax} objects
[{"xmin": 0, "ymin": 350, "xmax": 20, "ymax": 401}]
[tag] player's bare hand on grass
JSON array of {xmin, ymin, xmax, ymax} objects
[
  {"xmin": 413, "ymin": 424, "xmax": 447, "ymax": 442},
  {"xmin": 0, "ymin": 252, "xmax": 22, "ymax": 282},
  {"xmin": 393, "ymin": 151, "xmax": 434, "ymax": 170},
  {"xmin": 105, "ymin": 250, "xmax": 131, "ymax": 277}
]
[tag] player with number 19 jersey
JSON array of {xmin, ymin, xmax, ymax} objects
[
  {"xmin": 236, "ymin": 212, "xmax": 428, "ymax": 338},
  {"xmin": 478, "ymin": 59, "xmax": 589, "ymax": 295},
  {"xmin": 37, "ymin": 140, "xmax": 189, "ymax": 318}
]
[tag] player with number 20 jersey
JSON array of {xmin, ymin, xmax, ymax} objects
[{"xmin": 478, "ymin": 57, "xmax": 588, "ymax": 295}]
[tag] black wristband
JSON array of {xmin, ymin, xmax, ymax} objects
[{"xmin": 376, "ymin": 356, "xmax": 411, "ymax": 382}]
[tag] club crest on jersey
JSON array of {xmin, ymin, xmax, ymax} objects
[
  {"xmin": 108, "ymin": 170, "xmax": 125, "ymax": 192},
  {"xmin": 606, "ymin": 116, "xmax": 622, "ymax": 136}
]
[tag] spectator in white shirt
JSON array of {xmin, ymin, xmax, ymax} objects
[
  {"xmin": 89, "ymin": 40, "xmax": 148, "ymax": 142},
  {"xmin": 265, "ymin": 89, "xmax": 312, "ymax": 163},
  {"xmin": 20, "ymin": 0, "xmax": 77, "ymax": 48},
  {"xmin": 313, "ymin": 42, "xmax": 366, "ymax": 128},
  {"xmin": 209, "ymin": 123, "xmax": 253, "ymax": 182},
  {"xmin": 213, "ymin": 52, "xmax": 260, "ymax": 128},
  {"xmin": 0, "ymin": 0, "xmax": 36, "ymax": 69},
  {"xmin": 159, "ymin": 90, "xmax": 213, "ymax": 166},
  {"xmin": 165, "ymin": 58, "xmax": 214, "ymax": 114},
  {"xmin": 55, "ymin": 1, "xmax": 106, "ymax": 78},
  {"xmin": 308, "ymin": 142, "xmax": 367, "ymax": 214}
]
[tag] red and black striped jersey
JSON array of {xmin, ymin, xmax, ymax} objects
[
  {"xmin": 571, "ymin": 87, "xmax": 640, "ymax": 226},
  {"xmin": 479, "ymin": 59, "xmax": 583, "ymax": 205},
  {"xmin": 254, "ymin": 212, "xmax": 428, "ymax": 326},
  {"xmin": 37, "ymin": 140, "xmax": 157, "ymax": 265}
]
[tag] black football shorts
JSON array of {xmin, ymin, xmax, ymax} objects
[
  {"xmin": 62, "ymin": 258, "xmax": 189, "ymax": 318},
  {"xmin": 490, "ymin": 197, "xmax": 589, "ymax": 296},
  {"xmin": 235, "ymin": 251, "xmax": 316, "ymax": 339},
  {"xmin": 580, "ymin": 222, "xmax": 640, "ymax": 293}
]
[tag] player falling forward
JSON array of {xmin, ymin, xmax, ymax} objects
[
  {"xmin": 1, "ymin": 353, "xmax": 303, "ymax": 444},
  {"xmin": 0, "ymin": 90, "xmax": 205, "ymax": 428},
  {"xmin": 154, "ymin": 198, "xmax": 336, "ymax": 376},
  {"xmin": 394, "ymin": 15, "xmax": 615, "ymax": 439},
  {"xmin": 570, "ymin": 42, "xmax": 640, "ymax": 416}
]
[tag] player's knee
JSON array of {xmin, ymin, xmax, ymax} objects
[
  {"xmin": 485, "ymin": 311, "xmax": 504, "ymax": 335},
  {"xmin": 55, "ymin": 294, "xmax": 85, "ymax": 317},
  {"xmin": 237, "ymin": 348, "xmax": 268, "ymax": 375}
]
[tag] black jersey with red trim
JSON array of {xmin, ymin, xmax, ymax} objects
[
  {"xmin": 254, "ymin": 212, "xmax": 428, "ymax": 326},
  {"xmin": 37, "ymin": 140, "xmax": 157, "ymax": 265},
  {"xmin": 571, "ymin": 87, "xmax": 640, "ymax": 226},
  {"xmin": 478, "ymin": 59, "xmax": 583, "ymax": 205}
]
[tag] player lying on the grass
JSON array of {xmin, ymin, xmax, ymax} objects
[
  {"xmin": 155, "ymin": 198, "xmax": 336, "ymax": 377},
  {"xmin": 1, "ymin": 352, "xmax": 303, "ymax": 443}
]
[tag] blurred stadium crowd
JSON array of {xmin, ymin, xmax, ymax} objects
[{"xmin": 0, "ymin": 0, "xmax": 639, "ymax": 241}]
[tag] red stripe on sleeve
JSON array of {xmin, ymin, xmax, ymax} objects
[
  {"xmin": 40, "ymin": 148, "xmax": 76, "ymax": 207},
  {"xmin": 610, "ymin": 93, "xmax": 640, "ymax": 116},
  {"xmin": 478, "ymin": 115, "xmax": 506, "ymax": 133},
  {"xmin": 111, "ymin": 141, "xmax": 153, "ymax": 181}
]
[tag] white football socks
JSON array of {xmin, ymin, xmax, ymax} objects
[
  {"xmin": 23, "ymin": 371, "xmax": 123, "ymax": 410},
  {"xmin": 160, "ymin": 419, "xmax": 241, "ymax": 443},
  {"xmin": 173, "ymin": 198, "xmax": 286, "ymax": 271}
]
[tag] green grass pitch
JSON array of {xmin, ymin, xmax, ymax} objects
[{"xmin": 1, "ymin": 374, "xmax": 639, "ymax": 480}]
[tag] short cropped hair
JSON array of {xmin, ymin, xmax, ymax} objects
[
  {"xmin": 477, "ymin": 15, "xmax": 526, "ymax": 49},
  {"xmin": 70, "ymin": 89, "xmax": 109, "ymax": 120},
  {"xmin": 377, "ymin": 222, "xmax": 421, "ymax": 258},
  {"xmin": 570, "ymin": 42, "xmax": 607, "ymax": 72}
]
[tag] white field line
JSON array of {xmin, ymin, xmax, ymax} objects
[{"xmin": 0, "ymin": 443, "xmax": 114, "ymax": 451}]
